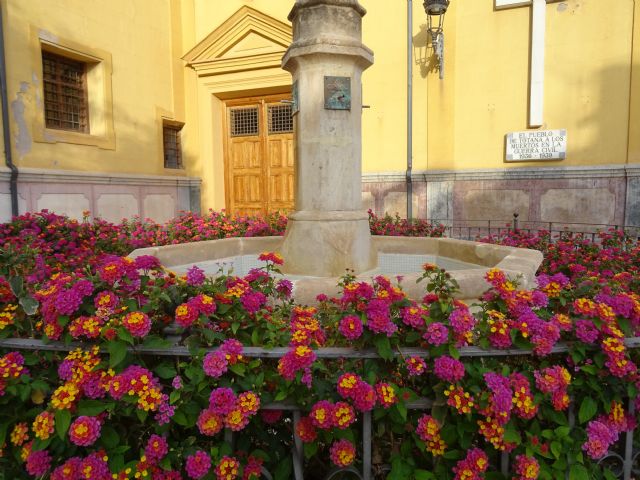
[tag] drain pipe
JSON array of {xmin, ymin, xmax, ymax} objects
[
  {"xmin": 0, "ymin": 3, "xmax": 17, "ymax": 217},
  {"xmin": 406, "ymin": 0, "xmax": 413, "ymax": 220}
]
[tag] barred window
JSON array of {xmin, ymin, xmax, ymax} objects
[
  {"xmin": 163, "ymin": 122, "xmax": 183, "ymax": 169},
  {"xmin": 42, "ymin": 51, "xmax": 89, "ymax": 132},
  {"xmin": 230, "ymin": 107, "xmax": 259, "ymax": 137},
  {"xmin": 268, "ymin": 104, "xmax": 293, "ymax": 134}
]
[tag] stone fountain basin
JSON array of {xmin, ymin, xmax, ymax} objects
[{"xmin": 130, "ymin": 236, "xmax": 542, "ymax": 305}]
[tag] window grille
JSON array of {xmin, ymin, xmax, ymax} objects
[
  {"xmin": 42, "ymin": 51, "xmax": 88, "ymax": 132},
  {"xmin": 267, "ymin": 104, "xmax": 293, "ymax": 134},
  {"xmin": 229, "ymin": 107, "xmax": 259, "ymax": 137},
  {"xmin": 163, "ymin": 123, "xmax": 183, "ymax": 169}
]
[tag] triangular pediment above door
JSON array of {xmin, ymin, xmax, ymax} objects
[{"xmin": 183, "ymin": 6, "xmax": 292, "ymax": 76}]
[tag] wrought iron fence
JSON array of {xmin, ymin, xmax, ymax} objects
[
  {"xmin": 1, "ymin": 338, "xmax": 638, "ymax": 480},
  {"xmin": 430, "ymin": 215, "xmax": 640, "ymax": 243}
]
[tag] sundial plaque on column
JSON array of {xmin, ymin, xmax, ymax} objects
[{"xmin": 324, "ymin": 76, "xmax": 351, "ymax": 110}]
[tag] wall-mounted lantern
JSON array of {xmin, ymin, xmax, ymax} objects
[{"xmin": 423, "ymin": 0, "xmax": 449, "ymax": 79}]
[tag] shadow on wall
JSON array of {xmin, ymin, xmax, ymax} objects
[{"xmin": 413, "ymin": 23, "xmax": 440, "ymax": 79}]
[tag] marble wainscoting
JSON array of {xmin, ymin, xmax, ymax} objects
[
  {"xmin": 0, "ymin": 167, "xmax": 201, "ymax": 223},
  {"xmin": 362, "ymin": 164, "xmax": 640, "ymax": 227}
]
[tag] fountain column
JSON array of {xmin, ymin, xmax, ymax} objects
[{"xmin": 280, "ymin": 0, "xmax": 376, "ymax": 277}]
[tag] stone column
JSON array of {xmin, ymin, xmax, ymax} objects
[{"xmin": 280, "ymin": 0, "xmax": 376, "ymax": 276}]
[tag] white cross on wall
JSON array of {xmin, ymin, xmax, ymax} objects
[{"xmin": 496, "ymin": 0, "xmax": 562, "ymax": 128}]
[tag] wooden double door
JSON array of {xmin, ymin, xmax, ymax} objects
[{"xmin": 223, "ymin": 94, "xmax": 295, "ymax": 216}]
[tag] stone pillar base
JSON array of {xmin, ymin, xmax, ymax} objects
[{"xmin": 279, "ymin": 210, "xmax": 377, "ymax": 277}]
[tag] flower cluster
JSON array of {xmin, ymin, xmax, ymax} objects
[
  {"xmin": 206, "ymin": 388, "xmax": 260, "ymax": 432},
  {"xmin": 415, "ymin": 414, "xmax": 446, "ymax": 456},
  {"xmin": 452, "ymin": 448, "xmax": 488, "ymax": 480},
  {"xmin": 203, "ymin": 339, "xmax": 244, "ymax": 378},
  {"xmin": 534, "ymin": 366, "xmax": 571, "ymax": 411},
  {"xmin": 108, "ymin": 365, "xmax": 174, "ymax": 424}
]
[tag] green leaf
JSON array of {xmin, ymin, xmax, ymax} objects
[
  {"xmin": 172, "ymin": 410, "xmax": 189, "ymax": 426},
  {"xmin": 19, "ymin": 295, "xmax": 39, "ymax": 315},
  {"xmin": 0, "ymin": 422, "xmax": 7, "ymax": 447},
  {"xmin": 31, "ymin": 437, "xmax": 52, "ymax": 452},
  {"xmin": 274, "ymin": 457, "xmax": 292, "ymax": 480},
  {"xmin": 578, "ymin": 397, "xmax": 597, "ymax": 424},
  {"xmin": 229, "ymin": 363, "xmax": 246, "ymax": 377},
  {"xmin": 303, "ymin": 442, "xmax": 318, "ymax": 459},
  {"xmin": 414, "ymin": 469, "xmax": 435, "ymax": 480},
  {"xmin": 55, "ymin": 409, "xmax": 71, "ymax": 440},
  {"xmin": 108, "ymin": 340, "xmax": 128, "ymax": 368},
  {"xmin": 274, "ymin": 390, "xmax": 287, "ymax": 401},
  {"xmin": 569, "ymin": 464, "xmax": 589, "ymax": 480},
  {"xmin": 154, "ymin": 363, "xmax": 177, "ymax": 379},
  {"xmin": 77, "ymin": 400, "xmax": 113, "ymax": 416},
  {"xmin": 448, "ymin": 344, "xmax": 460, "ymax": 359},
  {"xmin": 143, "ymin": 335, "xmax": 173, "ymax": 349},
  {"xmin": 117, "ymin": 328, "xmax": 134, "ymax": 345},
  {"xmin": 604, "ymin": 469, "xmax": 618, "ymax": 480},
  {"xmin": 395, "ymin": 402, "xmax": 407, "ymax": 421},
  {"xmin": 374, "ymin": 335, "xmax": 393, "ymax": 361},
  {"xmin": 100, "ymin": 425, "xmax": 120, "ymax": 449},
  {"xmin": 503, "ymin": 424, "xmax": 521, "ymax": 444},
  {"xmin": 550, "ymin": 441, "xmax": 562, "ymax": 459},
  {"xmin": 9, "ymin": 276, "xmax": 24, "ymax": 297}
]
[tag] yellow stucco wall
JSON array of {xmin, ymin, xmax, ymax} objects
[
  {"xmin": 2, "ymin": 0, "xmax": 183, "ymax": 176},
  {"xmin": 2, "ymin": 0, "xmax": 639, "ymax": 213},
  {"xmin": 629, "ymin": 0, "xmax": 640, "ymax": 164}
]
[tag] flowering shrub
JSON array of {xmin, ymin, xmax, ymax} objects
[{"xmin": 0, "ymin": 212, "xmax": 638, "ymax": 479}]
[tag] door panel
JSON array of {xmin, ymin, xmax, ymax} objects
[{"xmin": 224, "ymin": 95, "xmax": 295, "ymax": 216}]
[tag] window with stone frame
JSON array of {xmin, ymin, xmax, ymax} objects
[
  {"xmin": 42, "ymin": 51, "xmax": 89, "ymax": 132},
  {"xmin": 163, "ymin": 121, "xmax": 184, "ymax": 169}
]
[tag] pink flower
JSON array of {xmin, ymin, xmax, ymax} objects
[
  {"xmin": 401, "ymin": 304, "xmax": 427, "ymax": 328},
  {"xmin": 51, "ymin": 457, "xmax": 82, "ymax": 480},
  {"xmin": 188, "ymin": 294, "xmax": 216, "ymax": 315},
  {"xmin": 375, "ymin": 382, "xmax": 397, "ymax": 408},
  {"xmin": 145, "ymin": 434, "xmax": 169, "ymax": 463},
  {"xmin": 332, "ymin": 401, "xmax": 356, "ymax": 429},
  {"xmin": 309, "ymin": 400, "xmax": 334, "ymax": 429},
  {"xmin": 582, "ymin": 420, "xmax": 618, "ymax": 459},
  {"xmin": 186, "ymin": 265, "xmax": 206, "ymax": 286},
  {"xmin": 186, "ymin": 451, "xmax": 212, "ymax": 479},
  {"xmin": 337, "ymin": 372, "xmax": 361, "ymax": 399},
  {"xmin": 197, "ymin": 409, "xmax": 224, "ymax": 436},
  {"xmin": 433, "ymin": 356, "xmax": 465, "ymax": 383},
  {"xmin": 406, "ymin": 356, "xmax": 427, "ymax": 376},
  {"xmin": 513, "ymin": 454, "xmax": 540, "ymax": 480},
  {"xmin": 296, "ymin": 416, "xmax": 317, "ymax": 443},
  {"xmin": 203, "ymin": 351, "xmax": 228, "ymax": 378},
  {"xmin": 215, "ymin": 455, "xmax": 240, "ymax": 480},
  {"xmin": 339, "ymin": 315, "xmax": 364, "ymax": 340},
  {"xmin": 330, "ymin": 439, "xmax": 356, "ymax": 467},
  {"xmin": 423, "ymin": 322, "xmax": 449, "ymax": 346},
  {"xmin": 209, "ymin": 387, "xmax": 237, "ymax": 415},
  {"xmin": 122, "ymin": 311, "xmax": 152, "ymax": 338},
  {"xmin": 452, "ymin": 448, "xmax": 488, "ymax": 480},
  {"xmin": 26, "ymin": 449, "xmax": 51, "ymax": 476},
  {"xmin": 352, "ymin": 381, "xmax": 377, "ymax": 412},
  {"xmin": 69, "ymin": 416, "xmax": 101, "ymax": 446},
  {"xmin": 220, "ymin": 339, "xmax": 243, "ymax": 364},
  {"xmin": 240, "ymin": 291, "xmax": 267, "ymax": 314},
  {"xmin": 175, "ymin": 303, "xmax": 199, "ymax": 328},
  {"xmin": 80, "ymin": 452, "xmax": 111, "ymax": 480}
]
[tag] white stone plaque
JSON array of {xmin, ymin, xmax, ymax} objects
[{"xmin": 505, "ymin": 129, "xmax": 566, "ymax": 162}]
